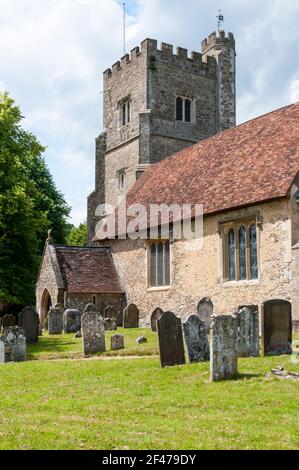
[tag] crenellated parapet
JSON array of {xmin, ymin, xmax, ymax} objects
[
  {"xmin": 201, "ymin": 30, "xmax": 235, "ymax": 54},
  {"xmin": 103, "ymin": 38, "xmax": 217, "ymax": 80}
]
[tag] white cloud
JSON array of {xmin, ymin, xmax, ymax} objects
[
  {"xmin": 290, "ymin": 79, "xmax": 299, "ymax": 103},
  {"xmin": 1, "ymin": 0, "xmax": 299, "ymax": 224}
]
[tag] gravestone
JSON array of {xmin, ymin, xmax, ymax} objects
[
  {"xmin": 81, "ymin": 312, "xmax": 106, "ymax": 356},
  {"xmin": 48, "ymin": 305, "xmax": 63, "ymax": 335},
  {"xmin": 111, "ymin": 334, "xmax": 124, "ymax": 351},
  {"xmin": 0, "ymin": 340, "xmax": 4, "ymax": 364},
  {"xmin": 38, "ymin": 322, "xmax": 43, "ymax": 336},
  {"xmin": 104, "ymin": 305, "xmax": 117, "ymax": 321},
  {"xmin": 2, "ymin": 315, "xmax": 16, "ymax": 329},
  {"xmin": 18, "ymin": 306, "xmax": 39, "ymax": 344},
  {"xmin": 157, "ymin": 311, "xmax": 185, "ymax": 368},
  {"xmin": 262, "ymin": 300, "xmax": 292, "ymax": 356},
  {"xmin": 236, "ymin": 306, "xmax": 259, "ymax": 357},
  {"xmin": 210, "ymin": 315, "xmax": 238, "ymax": 381},
  {"xmin": 123, "ymin": 304, "xmax": 139, "ymax": 329},
  {"xmin": 197, "ymin": 298, "xmax": 213, "ymax": 333},
  {"xmin": 0, "ymin": 327, "xmax": 26, "ymax": 363},
  {"xmin": 151, "ymin": 307, "xmax": 164, "ymax": 332},
  {"xmin": 183, "ymin": 315, "xmax": 210, "ymax": 363},
  {"xmin": 84, "ymin": 304, "xmax": 99, "ymax": 314},
  {"xmin": 104, "ymin": 318, "xmax": 117, "ymax": 331},
  {"xmin": 63, "ymin": 309, "xmax": 81, "ymax": 334}
]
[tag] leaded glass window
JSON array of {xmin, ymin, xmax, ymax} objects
[
  {"xmin": 223, "ymin": 221, "xmax": 259, "ymax": 282},
  {"xmin": 176, "ymin": 96, "xmax": 192, "ymax": 122},
  {"xmin": 228, "ymin": 229, "xmax": 236, "ymax": 281},
  {"xmin": 148, "ymin": 240, "xmax": 171, "ymax": 288},
  {"xmin": 250, "ymin": 224, "xmax": 258, "ymax": 279},
  {"xmin": 239, "ymin": 226, "xmax": 247, "ymax": 281}
]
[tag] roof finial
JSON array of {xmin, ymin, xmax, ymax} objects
[
  {"xmin": 217, "ymin": 9, "xmax": 224, "ymax": 33},
  {"xmin": 46, "ymin": 229, "xmax": 53, "ymax": 245}
]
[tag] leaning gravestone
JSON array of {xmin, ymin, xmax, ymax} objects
[
  {"xmin": 210, "ymin": 315, "xmax": 238, "ymax": 381},
  {"xmin": 236, "ymin": 306, "xmax": 259, "ymax": 357},
  {"xmin": 2, "ymin": 314, "xmax": 16, "ymax": 329},
  {"xmin": 81, "ymin": 310, "xmax": 106, "ymax": 356},
  {"xmin": 18, "ymin": 307, "xmax": 39, "ymax": 344},
  {"xmin": 48, "ymin": 305, "xmax": 63, "ymax": 335},
  {"xmin": 183, "ymin": 315, "xmax": 210, "ymax": 363},
  {"xmin": 262, "ymin": 300, "xmax": 292, "ymax": 356},
  {"xmin": 63, "ymin": 309, "xmax": 81, "ymax": 334},
  {"xmin": 197, "ymin": 298, "xmax": 213, "ymax": 333},
  {"xmin": 151, "ymin": 307, "xmax": 164, "ymax": 332},
  {"xmin": 157, "ymin": 311, "xmax": 185, "ymax": 368},
  {"xmin": 0, "ymin": 327, "xmax": 26, "ymax": 363},
  {"xmin": 123, "ymin": 304, "xmax": 139, "ymax": 329},
  {"xmin": 111, "ymin": 334, "xmax": 124, "ymax": 351},
  {"xmin": 104, "ymin": 305, "xmax": 117, "ymax": 321}
]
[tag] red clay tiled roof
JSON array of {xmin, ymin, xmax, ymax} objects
[
  {"xmin": 54, "ymin": 246, "xmax": 124, "ymax": 294},
  {"xmin": 95, "ymin": 102, "xmax": 299, "ymax": 239}
]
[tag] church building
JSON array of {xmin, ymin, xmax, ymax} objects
[{"xmin": 36, "ymin": 30, "xmax": 299, "ymax": 330}]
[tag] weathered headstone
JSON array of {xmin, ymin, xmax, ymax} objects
[
  {"xmin": 81, "ymin": 311, "xmax": 106, "ymax": 356},
  {"xmin": 48, "ymin": 305, "xmax": 63, "ymax": 335},
  {"xmin": 63, "ymin": 309, "xmax": 81, "ymax": 334},
  {"xmin": 210, "ymin": 315, "xmax": 238, "ymax": 381},
  {"xmin": 123, "ymin": 304, "xmax": 139, "ymax": 329},
  {"xmin": 151, "ymin": 307, "xmax": 164, "ymax": 332},
  {"xmin": 38, "ymin": 322, "xmax": 43, "ymax": 336},
  {"xmin": 104, "ymin": 305, "xmax": 117, "ymax": 321},
  {"xmin": 104, "ymin": 318, "xmax": 117, "ymax": 331},
  {"xmin": 197, "ymin": 298, "xmax": 213, "ymax": 333},
  {"xmin": 18, "ymin": 307, "xmax": 39, "ymax": 344},
  {"xmin": 111, "ymin": 334, "xmax": 124, "ymax": 351},
  {"xmin": 262, "ymin": 300, "xmax": 292, "ymax": 356},
  {"xmin": 183, "ymin": 315, "xmax": 210, "ymax": 363},
  {"xmin": 0, "ymin": 339, "xmax": 4, "ymax": 363},
  {"xmin": 157, "ymin": 311, "xmax": 185, "ymax": 368},
  {"xmin": 2, "ymin": 314, "xmax": 16, "ymax": 329},
  {"xmin": 0, "ymin": 327, "xmax": 26, "ymax": 363},
  {"xmin": 236, "ymin": 306, "xmax": 259, "ymax": 357}
]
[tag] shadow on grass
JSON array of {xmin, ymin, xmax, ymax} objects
[{"xmin": 224, "ymin": 373, "xmax": 264, "ymax": 382}]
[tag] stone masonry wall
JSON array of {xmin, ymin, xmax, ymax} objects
[
  {"xmin": 36, "ymin": 245, "xmax": 64, "ymax": 323},
  {"xmin": 105, "ymin": 199, "xmax": 295, "ymax": 323},
  {"xmin": 66, "ymin": 293, "xmax": 126, "ymax": 317}
]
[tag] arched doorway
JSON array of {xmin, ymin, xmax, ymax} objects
[{"xmin": 40, "ymin": 289, "xmax": 52, "ymax": 327}]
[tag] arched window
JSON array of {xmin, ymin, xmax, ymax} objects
[
  {"xmin": 185, "ymin": 99, "xmax": 191, "ymax": 122},
  {"xmin": 239, "ymin": 226, "xmax": 247, "ymax": 280},
  {"xmin": 176, "ymin": 96, "xmax": 192, "ymax": 122},
  {"xmin": 228, "ymin": 228, "xmax": 236, "ymax": 281},
  {"xmin": 222, "ymin": 220, "xmax": 259, "ymax": 282},
  {"xmin": 149, "ymin": 240, "xmax": 171, "ymax": 288},
  {"xmin": 250, "ymin": 224, "xmax": 258, "ymax": 279}
]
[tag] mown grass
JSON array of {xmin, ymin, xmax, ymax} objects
[
  {"xmin": 27, "ymin": 328, "xmax": 159, "ymax": 360},
  {"xmin": 0, "ymin": 331, "xmax": 298, "ymax": 450}
]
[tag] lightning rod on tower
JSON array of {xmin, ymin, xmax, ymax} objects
[{"xmin": 123, "ymin": 2, "xmax": 126, "ymax": 56}]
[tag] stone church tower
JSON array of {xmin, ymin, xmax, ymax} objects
[{"xmin": 88, "ymin": 31, "xmax": 236, "ymax": 242}]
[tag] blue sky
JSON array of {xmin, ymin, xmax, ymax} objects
[{"xmin": 1, "ymin": 0, "xmax": 299, "ymax": 226}]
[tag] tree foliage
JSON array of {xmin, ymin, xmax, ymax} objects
[
  {"xmin": 0, "ymin": 92, "xmax": 70, "ymax": 306},
  {"xmin": 66, "ymin": 222, "xmax": 88, "ymax": 246}
]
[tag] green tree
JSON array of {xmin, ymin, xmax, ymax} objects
[
  {"xmin": 66, "ymin": 222, "xmax": 88, "ymax": 246},
  {"xmin": 0, "ymin": 92, "xmax": 70, "ymax": 305}
]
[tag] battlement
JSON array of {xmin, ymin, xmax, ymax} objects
[
  {"xmin": 201, "ymin": 30, "xmax": 235, "ymax": 53},
  {"xmin": 104, "ymin": 37, "xmax": 217, "ymax": 80}
]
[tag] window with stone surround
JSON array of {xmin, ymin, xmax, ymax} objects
[
  {"xmin": 118, "ymin": 169, "xmax": 126, "ymax": 191},
  {"xmin": 119, "ymin": 98, "xmax": 131, "ymax": 127},
  {"xmin": 221, "ymin": 219, "xmax": 259, "ymax": 282},
  {"xmin": 176, "ymin": 96, "xmax": 192, "ymax": 123},
  {"xmin": 148, "ymin": 240, "xmax": 171, "ymax": 288}
]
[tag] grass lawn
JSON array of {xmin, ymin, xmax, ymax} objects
[{"xmin": 0, "ymin": 330, "xmax": 298, "ymax": 450}]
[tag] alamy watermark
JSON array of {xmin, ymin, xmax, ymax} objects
[{"xmin": 94, "ymin": 198, "xmax": 203, "ymax": 252}]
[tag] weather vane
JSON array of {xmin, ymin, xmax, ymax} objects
[{"xmin": 217, "ymin": 10, "xmax": 224, "ymax": 32}]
